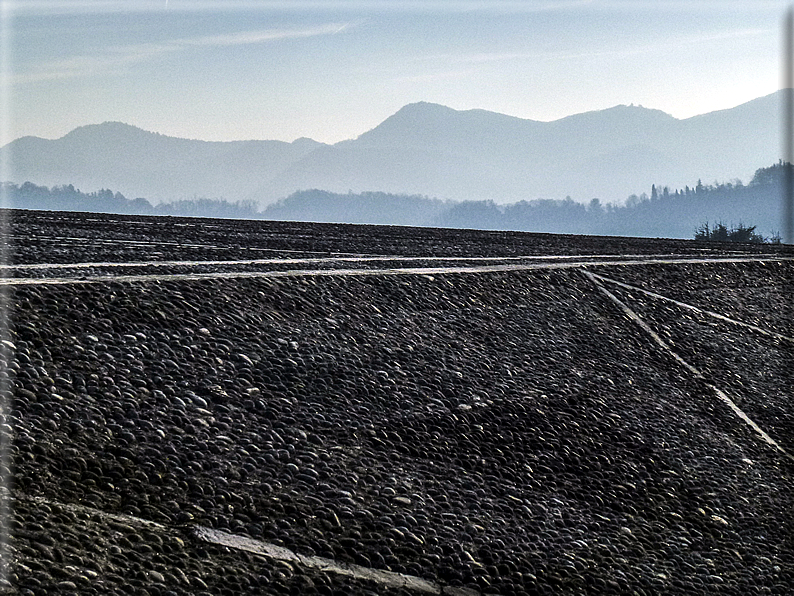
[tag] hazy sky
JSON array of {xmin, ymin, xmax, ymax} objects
[{"xmin": 1, "ymin": 0, "xmax": 790, "ymax": 145}]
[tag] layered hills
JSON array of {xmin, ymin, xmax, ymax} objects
[{"xmin": 0, "ymin": 91, "xmax": 781, "ymax": 206}]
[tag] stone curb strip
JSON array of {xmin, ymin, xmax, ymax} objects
[
  {"xmin": 15, "ymin": 496, "xmax": 482, "ymax": 595},
  {"xmin": 583, "ymin": 270, "xmax": 794, "ymax": 464}
]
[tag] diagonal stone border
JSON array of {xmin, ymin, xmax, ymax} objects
[
  {"xmin": 193, "ymin": 526, "xmax": 480, "ymax": 596},
  {"xmin": 587, "ymin": 271, "xmax": 794, "ymax": 344},
  {"xmin": 14, "ymin": 495, "xmax": 480, "ymax": 595},
  {"xmin": 583, "ymin": 270, "xmax": 794, "ymax": 463}
]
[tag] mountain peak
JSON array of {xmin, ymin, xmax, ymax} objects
[
  {"xmin": 553, "ymin": 102, "xmax": 676, "ymax": 124},
  {"xmin": 376, "ymin": 101, "xmax": 459, "ymax": 126},
  {"xmin": 291, "ymin": 136, "xmax": 324, "ymax": 148},
  {"xmin": 396, "ymin": 101, "xmax": 455, "ymax": 113},
  {"xmin": 60, "ymin": 121, "xmax": 163, "ymax": 146},
  {"xmin": 2, "ymin": 91, "xmax": 780, "ymax": 208},
  {"xmin": 356, "ymin": 101, "xmax": 532, "ymax": 148},
  {"xmin": 65, "ymin": 121, "xmax": 149, "ymax": 135}
]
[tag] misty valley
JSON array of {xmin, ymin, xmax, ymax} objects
[{"xmin": 3, "ymin": 160, "xmax": 785, "ymax": 242}]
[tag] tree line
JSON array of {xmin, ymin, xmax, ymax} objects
[
  {"xmin": 0, "ymin": 182, "xmax": 260, "ymax": 219},
  {"xmin": 1, "ymin": 162, "xmax": 787, "ymax": 241}
]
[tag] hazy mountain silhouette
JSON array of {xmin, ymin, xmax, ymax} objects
[
  {"xmin": 1, "ymin": 92, "xmax": 782, "ymax": 205},
  {"xmin": 258, "ymin": 94, "xmax": 779, "ymax": 203},
  {"xmin": 2, "ymin": 123, "xmax": 323, "ymax": 204}
]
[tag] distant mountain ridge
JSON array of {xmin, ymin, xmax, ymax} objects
[
  {"xmin": 3, "ymin": 123, "xmax": 324, "ymax": 204},
  {"xmin": 1, "ymin": 92, "xmax": 782, "ymax": 205}
]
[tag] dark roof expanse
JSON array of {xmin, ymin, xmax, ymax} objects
[{"xmin": 3, "ymin": 210, "xmax": 793, "ymax": 595}]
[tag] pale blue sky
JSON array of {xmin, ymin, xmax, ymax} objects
[{"xmin": 2, "ymin": 0, "xmax": 790, "ymax": 145}]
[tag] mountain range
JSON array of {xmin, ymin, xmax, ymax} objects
[{"xmin": 1, "ymin": 92, "xmax": 782, "ymax": 206}]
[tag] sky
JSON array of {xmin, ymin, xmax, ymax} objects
[{"xmin": 1, "ymin": 0, "xmax": 791, "ymax": 146}]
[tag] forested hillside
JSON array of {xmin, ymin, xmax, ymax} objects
[
  {"xmin": 0, "ymin": 183, "xmax": 260, "ymax": 219},
  {"xmin": 265, "ymin": 162, "xmax": 785, "ymax": 239},
  {"xmin": 2, "ymin": 162, "xmax": 786, "ymax": 241}
]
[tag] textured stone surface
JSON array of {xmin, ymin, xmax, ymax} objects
[{"xmin": 4, "ymin": 210, "xmax": 794, "ymax": 595}]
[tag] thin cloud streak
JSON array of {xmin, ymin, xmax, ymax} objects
[
  {"xmin": 13, "ymin": 22, "xmax": 353, "ymax": 84},
  {"xmin": 177, "ymin": 22, "xmax": 353, "ymax": 47}
]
